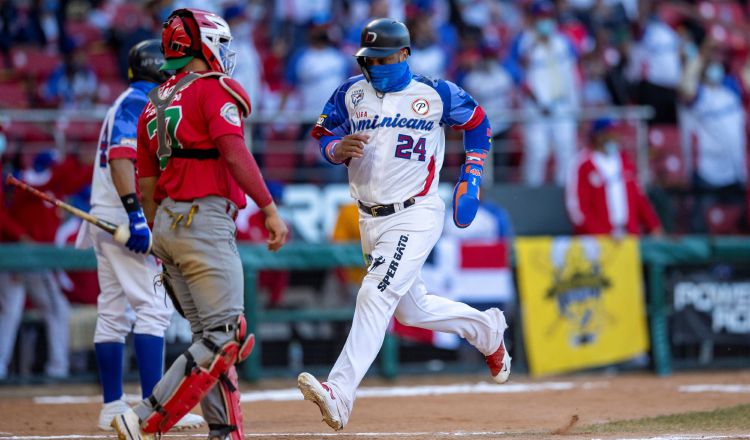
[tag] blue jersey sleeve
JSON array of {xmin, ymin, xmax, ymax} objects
[
  {"xmin": 111, "ymin": 94, "xmax": 148, "ymax": 148},
  {"xmin": 431, "ymin": 78, "xmax": 483, "ymax": 129},
  {"xmin": 312, "ymin": 76, "xmax": 362, "ymax": 164}
]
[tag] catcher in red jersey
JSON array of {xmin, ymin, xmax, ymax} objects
[{"xmin": 110, "ymin": 8, "xmax": 287, "ymax": 440}]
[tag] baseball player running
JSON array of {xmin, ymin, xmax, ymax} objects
[
  {"xmin": 111, "ymin": 9, "xmax": 287, "ymax": 440},
  {"xmin": 78, "ymin": 39, "xmax": 204, "ymax": 431},
  {"xmin": 297, "ymin": 18, "xmax": 511, "ymax": 431}
]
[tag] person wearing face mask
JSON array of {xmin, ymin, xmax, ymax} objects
[
  {"xmin": 509, "ymin": 0, "xmax": 581, "ymax": 186},
  {"xmin": 565, "ymin": 119, "xmax": 663, "ymax": 237},
  {"xmin": 678, "ymin": 41, "xmax": 747, "ymax": 233},
  {"xmin": 297, "ymin": 18, "xmax": 511, "ymax": 432}
]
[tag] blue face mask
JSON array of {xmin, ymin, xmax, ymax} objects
[
  {"xmin": 367, "ymin": 61, "xmax": 412, "ymax": 93},
  {"xmin": 535, "ymin": 18, "xmax": 556, "ymax": 37},
  {"xmin": 705, "ymin": 62, "xmax": 725, "ymax": 84}
]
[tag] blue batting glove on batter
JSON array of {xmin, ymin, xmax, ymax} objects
[
  {"xmin": 126, "ymin": 209, "xmax": 152, "ymax": 254},
  {"xmin": 452, "ymin": 162, "xmax": 482, "ymax": 228}
]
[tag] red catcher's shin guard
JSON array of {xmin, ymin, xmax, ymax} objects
[
  {"xmin": 218, "ymin": 366, "xmax": 244, "ymax": 440},
  {"xmin": 142, "ymin": 342, "xmax": 239, "ymax": 434}
]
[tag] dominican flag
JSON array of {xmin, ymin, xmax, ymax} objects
[{"xmin": 392, "ymin": 236, "xmax": 515, "ymax": 349}]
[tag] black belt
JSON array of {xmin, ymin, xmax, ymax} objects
[
  {"xmin": 358, "ymin": 197, "xmax": 416, "ymax": 217},
  {"xmin": 170, "ymin": 148, "xmax": 220, "ymax": 159}
]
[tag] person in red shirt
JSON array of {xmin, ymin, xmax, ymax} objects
[
  {"xmin": 565, "ymin": 119, "xmax": 663, "ymax": 236},
  {"xmin": 111, "ymin": 9, "xmax": 288, "ymax": 440}
]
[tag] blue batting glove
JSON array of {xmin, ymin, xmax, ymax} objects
[
  {"xmin": 452, "ymin": 162, "xmax": 482, "ymax": 228},
  {"xmin": 126, "ymin": 209, "xmax": 152, "ymax": 254}
]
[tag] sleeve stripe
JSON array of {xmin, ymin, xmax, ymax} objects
[
  {"xmin": 453, "ymin": 106, "xmax": 486, "ymax": 130},
  {"xmin": 108, "ymin": 146, "xmax": 138, "ymax": 160},
  {"xmin": 311, "ymin": 125, "xmax": 335, "ymax": 140}
]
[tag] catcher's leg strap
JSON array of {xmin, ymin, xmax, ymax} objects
[
  {"xmin": 208, "ymin": 366, "xmax": 244, "ymax": 440},
  {"xmin": 142, "ymin": 316, "xmax": 254, "ymax": 435}
]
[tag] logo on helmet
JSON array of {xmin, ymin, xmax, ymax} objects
[
  {"xmin": 365, "ymin": 32, "xmax": 378, "ymax": 43},
  {"xmin": 411, "ymin": 98, "xmax": 429, "ymax": 116}
]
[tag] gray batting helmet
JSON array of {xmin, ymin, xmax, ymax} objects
[{"xmin": 355, "ymin": 18, "xmax": 411, "ymax": 59}]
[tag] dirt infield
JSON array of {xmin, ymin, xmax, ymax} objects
[{"xmin": 1, "ymin": 370, "xmax": 749, "ymax": 439}]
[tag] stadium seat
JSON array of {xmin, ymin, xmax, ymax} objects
[
  {"xmin": 648, "ymin": 124, "xmax": 687, "ymax": 187},
  {"xmin": 88, "ymin": 50, "xmax": 120, "ymax": 79},
  {"xmin": 11, "ymin": 47, "xmax": 60, "ymax": 80},
  {"xmin": 7, "ymin": 121, "xmax": 54, "ymax": 143},
  {"xmin": 706, "ymin": 204, "xmax": 743, "ymax": 235},
  {"xmin": 66, "ymin": 21, "xmax": 103, "ymax": 48},
  {"xmin": 59, "ymin": 120, "xmax": 101, "ymax": 143},
  {"xmin": 0, "ymin": 81, "xmax": 30, "ymax": 108}
]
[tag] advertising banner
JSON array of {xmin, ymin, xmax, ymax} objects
[
  {"xmin": 515, "ymin": 236, "xmax": 650, "ymax": 376},
  {"xmin": 668, "ymin": 265, "xmax": 750, "ymax": 346}
]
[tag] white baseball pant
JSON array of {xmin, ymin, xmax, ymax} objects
[
  {"xmin": 0, "ymin": 272, "xmax": 70, "ymax": 377},
  {"xmin": 522, "ymin": 115, "xmax": 577, "ymax": 186},
  {"xmin": 326, "ymin": 195, "xmax": 507, "ymax": 426},
  {"xmin": 86, "ymin": 206, "xmax": 172, "ymax": 343}
]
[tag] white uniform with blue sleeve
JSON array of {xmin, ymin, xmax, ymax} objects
[
  {"xmin": 311, "ymin": 74, "xmax": 508, "ymax": 426},
  {"xmin": 76, "ymin": 80, "xmax": 173, "ymax": 344}
]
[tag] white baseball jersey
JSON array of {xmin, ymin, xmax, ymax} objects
[
  {"xmin": 685, "ymin": 81, "xmax": 747, "ymax": 186},
  {"xmin": 89, "ymin": 81, "xmax": 154, "ymax": 209},
  {"xmin": 314, "ymin": 74, "xmax": 486, "ymax": 205}
]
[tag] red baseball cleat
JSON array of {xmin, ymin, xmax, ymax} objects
[{"xmin": 485, "ymin": 339, "xmax": 511, "ymax": 384}]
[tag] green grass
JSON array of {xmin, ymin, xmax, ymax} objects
[{"xmin": 580, "ymin": 403, "xmax": 750, "ymax": 434}]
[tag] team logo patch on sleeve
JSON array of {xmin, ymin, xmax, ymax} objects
[
  {"xmin": 412, "ymin": 98, "xmax": 429, "ymax": 116},
  {"xmin": 316, "ymin": 114, "xmax": 328, "ymax": 126},
  {"xmin": 351, "ymin": 89, "xmax": 364, "ymax": 107},
  {"xmin": 220, "ymin": 102, "xmax": 241, "ymax": 126}
]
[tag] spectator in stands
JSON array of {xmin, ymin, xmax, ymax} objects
[
  {"xmin": 43, "ymin": 40, "xmax": 98, "ymax": 109},
  {"xmin": 625, "ymin": 0, "xmax": 682, "ymax": 124},
  {"xmin": 0, "ymin": 168, "xmax": 29, "ymax": 380},
  {"xmin": 678, "ymin": 40, "xmax": 747, "ymax": 233},
  {"xmin": 461, "ymin": 43, "xmax": 515, "ymax": 181},
  {"xmin": 406, "ymin": 13, "xmax": 448, "ymax": 78},
  {"xmin": 510, "ymin": 0, "xmax": 581, "ymax": 186},
  {"xmin": 565, "ymin": 119, "xmax": 663, "ymax": 237},
  {"xmin": 224, "ymin": 4, "xmax": 263, "ymax": 108},
  {"xmin": 0, "ymin": 151, "xmax": 86, "ymax": 379},
  {"xmin": 283, "ymin": 22, "xmax": 350, "ymax": 130}
]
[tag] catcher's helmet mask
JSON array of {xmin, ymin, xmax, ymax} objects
[
  {"xmin": 160, "ymin": 8, "xmax": 236, "ymax": 75},
  {"xmin": 128, "ymin": 39, "xmax": 170, "ymax": 84},
  {"xmin": 355, "ymin": 18, "xmax": 411, "ymax": 84}
]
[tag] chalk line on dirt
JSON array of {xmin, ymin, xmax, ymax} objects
[
  {"xmin": 678, "ymin": 384, "xmax": 750, "ymax": 393},
  {"xmin": 33, "ymin": 381, "xmax": 580, "ymax": 405}
]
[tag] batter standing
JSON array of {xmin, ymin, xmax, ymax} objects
[
  {"xmin": 297, "ymin": 19, "xmax": 512, "ymax": 431},
  {"xmin": 79, "ymin": 39, "xmax": 204, "ymax": 431},
  {"xmin": 111, "ymin": 9, "xmax": 287, "ymax": 440}
]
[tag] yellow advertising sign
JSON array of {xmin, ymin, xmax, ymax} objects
[{"xmin": 515, "ymin": 236, "xmax": 649, "ymax": 376}]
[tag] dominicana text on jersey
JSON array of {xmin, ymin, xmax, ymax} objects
[{"xmin": 314, "ymin": 74, "xmax": 486, "ymax": 206}]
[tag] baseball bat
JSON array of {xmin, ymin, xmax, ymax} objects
[{"xmin": 6, "ymin": 174, "xmax": 131, "ymax": 244}]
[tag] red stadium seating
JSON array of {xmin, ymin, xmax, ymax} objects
[
  {"xmin": 7, "ymin": 121, "xmax": 54, "ymax": 142},
  {"xmin": 11, "ymin": 47, "xmax": 60, "ymax": 80},
  {"xmin": 0, "ymin": 81, "xmax": 30, "ymax": 108},
  {"xmin": 706, "ymin": 204, "xmax": 743, "ymax": 235},
  {"xmin": 88, "ymin": 50, "xmax": 120, "ymax": 79},
  {"xmin": 66, "ymin": 21, "xmax": 104, "ymax": 48},
  {"xmin": 648, "ymin": 125, "xmax": 688, "ymax": 187}
]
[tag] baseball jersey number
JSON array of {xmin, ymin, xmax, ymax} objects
[
  {"xmin": 146, "ymin": 106, "xmax": 183, "ymax": 169},
  {"xmin": 394, "ymin": 134, "xmax": 427, "ymax": 162}
]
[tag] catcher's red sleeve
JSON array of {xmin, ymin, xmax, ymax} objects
[{"xmin": 216, "ymin": 134, "xmax": 272, "ymax": 209}]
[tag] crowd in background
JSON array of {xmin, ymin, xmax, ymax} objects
[{"xmin": 1, "ymin": 0, "xmax": 750, "ymax": 378}]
